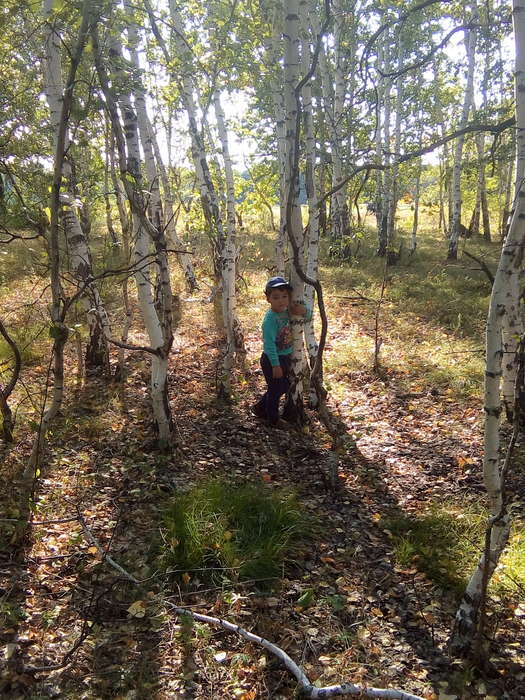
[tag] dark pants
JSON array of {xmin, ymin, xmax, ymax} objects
[{"xmin": 254, "ymin": 353, "xmax": 291, "ymax": 424}]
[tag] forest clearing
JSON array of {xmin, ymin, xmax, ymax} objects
[{"xmin": 2, "ymin": 0, "xmax": 525, "ymax": 697}]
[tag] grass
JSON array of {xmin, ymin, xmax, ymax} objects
[
  {"xmin": 0, "ymin": 318, "xmax": 47, "ymax": 369},
  {"xmin": 161, "ymin": 479, "xmax": 312, "ymax": 588},
  {"xmin": 385, "ymin": 503, "xmax": 525, "ymax": 598}
]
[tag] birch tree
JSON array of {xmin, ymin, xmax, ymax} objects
[
  {"xmin": 300, "ymin": 0, "xmax": 320, "ymax": 405},
  {"xmin": 258, "ymin": 0, "xmax": 288, "ymax": 274},
  {"xmin": 93, "ymin": 26, "xmax": 175, "ymax": 446},
  {"xmin": 28, "ymin": 1, "xmax": 95, "ymax": 475},
  {"xmin": 42, "ymin": 0, "xmax": 110, "ymax": 372},
  {"xmin": 213, "ymin": 89, "xmax": 246, "ymax": 397},
  {"xmin": 450, "ymin": 0, "xmax": 525, "ymax": 654},
  {"xmin": 282, "ymin": 0, "xmax": 309, "ymax": 422},
  {"xmin": 447, "ymin": 3, "xmax": 478, "ymax": 260}
]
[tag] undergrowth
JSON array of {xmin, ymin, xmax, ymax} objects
[
  {"xmin": 161, "ymin": 479, "xmax": 313, "ymax": 589},
  {"xmin": 385, "ymin": 503, "xmax": 525, "ymax": 597}
]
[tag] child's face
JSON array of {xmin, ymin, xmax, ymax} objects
[{"xmin": 266, "ymin": 288, "xmax": 290, "ymax": 313}]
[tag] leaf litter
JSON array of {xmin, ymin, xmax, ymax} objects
[{"xmin": 0, "ymin": 295, "xmax": 524, "ymax": 699}]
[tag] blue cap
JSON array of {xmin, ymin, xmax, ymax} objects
[{"xmin": 265, "ymin": 276, "xmax": 293, "ymax": 293}]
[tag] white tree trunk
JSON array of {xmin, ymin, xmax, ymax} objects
[
  {"xmin": 451, "ymin": 0, "xmax": 525, "ymax": 653},
  {"xmin": 330, "ymin": 0, "xmax": 349, "ymax": 249},
  {"xmin": 283, "ymin": 0, "xmax": 307, "ymax": 420},
  {"xmin": 386, "ymin": 28, "xmax": 403, "ymax": 252},
  {"xmin": 447, "ymin": 7, "xmax": 477, "ymax": 259},
  {"xmin": 107, "ymin": 33, "xmax": 174, "ymax": 444},
  {"xmin": 377, "ymin": 33, "xmax": 392, "ymax": 257},
  {"xmin": 28, "ymin": 1, "xmax": 92, "ymax": 474},
  {"xmin": 167, "ymin": 1, "xmax": 226, "ymax": 277},
  {"xmin": 260, "ymin": 0, "xmax": 287, "ymax": 274},
  {"xmin": 43, "ymin": 0, "xmax": 109, "ymax": 372},
  {"xmin": 214, "ymin": 90, "xmax": 245, "ymax": 398},
  {"xmin": 301, "ymin": 0, "xmax": 320, "ymax": 406},
  {"xmin": 148, "ymin": 117, "xmax": 198, "ymax": 291}
]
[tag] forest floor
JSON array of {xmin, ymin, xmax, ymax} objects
[{"xmin": 1, "ymin": 239, "xmax": 525, "ymax": 699}]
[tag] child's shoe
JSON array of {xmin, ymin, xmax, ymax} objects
[
  {"xmin": 250, "ymin": 401, "xmax": 266, "ymax": 419},
  {"xmin": 269, "ymin": 418, "xmax": 288, "ymax": 430}
]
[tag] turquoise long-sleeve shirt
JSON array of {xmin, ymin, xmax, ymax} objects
[{"xmin": 262, "ymin": 305, "xmax": 313, "ymax": 366}]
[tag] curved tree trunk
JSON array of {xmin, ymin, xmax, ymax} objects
[
  {"xmin": 0, "ymin": 319, "xmax": 21, "ymax": 442},
  {"xmin": 42, "ymin": 0, "xmax": 109, "ymax": 374},
  {"xmin": 27, "ymin": 1, "xmax": 93, "ymax": 476}
]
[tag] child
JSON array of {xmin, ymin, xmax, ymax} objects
[{"xmin": 252, "ymin": 276, "xmax": 311, "ymax": 426}]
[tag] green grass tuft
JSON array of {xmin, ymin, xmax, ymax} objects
[
  {"xmin": 161, "ymin": 480, "xmax": 311, "ymax": 588},
  {"xmin": 385, "ymin": 504, "xmax": 487, "ymax": 594},
  {"xmin": 385, "ymin": 504, "xmax": 525, "ymax": 598}
]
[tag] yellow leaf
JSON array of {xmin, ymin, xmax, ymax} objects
[
  {"xmin": 127, "ymin": 600, "xmax": 147, "ymax": 618},
  {"xmin": 182, "ymin": 572, "xmax": 191, "ymax": 585}
]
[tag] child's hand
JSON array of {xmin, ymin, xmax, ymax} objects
[
  {"xmin": 272, "ymin": 365, "xmax": 284, "ymax": 379},
  {"xmin": 290, "ymin": 302, "xmax": 306, "ymax": 316}
]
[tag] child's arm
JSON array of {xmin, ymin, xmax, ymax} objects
[
  {"xmin": 290, "ymin": 301, "xmax": 313, "ymax": 320},
  {"xmin": 262, "ymin": 314, "xmax": 281, "ymax": 372}
]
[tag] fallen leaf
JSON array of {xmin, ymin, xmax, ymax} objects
[{"xmin": 127, "ymin": 600, "xmax": 147, "ymax": 618}]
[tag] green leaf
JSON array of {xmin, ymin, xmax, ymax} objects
[{"xmin": 296, "ymin": 589, "xmax": 315, "ymax": 608}]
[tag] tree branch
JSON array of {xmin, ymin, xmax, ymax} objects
[{"xmin": 74, "ymin": 513, "xmax": 425, "ymax": 699}]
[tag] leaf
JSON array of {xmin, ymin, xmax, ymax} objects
[
  {"xmin": 4, "ymin": 643, "xmax": 17, "ymax": 660},
  {"xmin": 214, "ymin": 651, "xmax": 228, "ymax": 663},
  {"xmin": 296, "ymin": 589, "xmax": 315, "ymax": 608},
  {"xmin": 127, "ymin": 600, "xmax": 147, "ymax": 618}
]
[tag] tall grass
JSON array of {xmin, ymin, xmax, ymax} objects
[{"xmin": 161, "ymin": 480, "xmax": 312, "ymax": 587}]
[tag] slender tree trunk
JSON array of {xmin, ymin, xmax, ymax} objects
[
  {"xmin": 501, "ymin": 157, "xmax": 514, "ymax": 240},
  {"xmin": 98, "ymin": 29, "xmax": 174, "ymax": 445},
  {"xmin": 148, "ymin": 117, "xmax": 198, "ymax": 291},
  {"xmin": 107, "ymin": 127, "xmax": 133, "ymax": 381},
  {"xmin": 330, "ymin": 0, "xmax": 349, "ymax": 250},
  {"xmin": 448, "ymin": 7, "xmax": 477, "ymax": 260},
  {"xmin": 377, "ymin": 33, "xmax": 392, "ymax": 257},
  {"xmin": 411, "ymin": 162, "xmax": 422, "ymax": 254},
  {"xmin": 479, "ymin": 50, "xmax": 491, "ymax": 242},
  {"xmin": 260, "ymin": 0, "xmax": 287, "ymax": 273},
  {"xmin": 450, "ymin": 0, "xmax": 525, "ymax": 654},
  {"xmin": 0, "ymin": 319, "xmax": 21, "ymax": 443},
  {"xmin": 42, "ymin": 0, "xmax": 109, "ymax": 373},
  {"xmin": 301, "ymin": 0, "xmax": 320, "ymax": 407},
  {"xmin": 283, "ymin": 0, "xmax": 307, "ymax": 423},
  {"xmin": 214, "ymin": 90, "xmax": 246, "ymax": 398},
  {"xmin": 164, "ymin": 0, "xmax": 225, "ymax": 279},
  {"xmin": 104, "ymin": 126, "xmax": 119, "ymax": 246},
  {"xmin": 386, "ymin": 26, "xmax": 403, "ymax": 256},
  {"xmin": 28, "ymin": 2, "xmax": 94, "ymax": 475}
]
